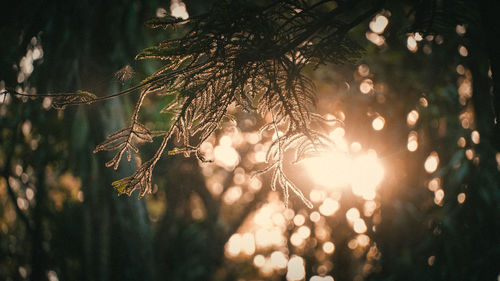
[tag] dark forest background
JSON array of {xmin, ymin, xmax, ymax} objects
[{"xmin": 1, "ymin": 1, "xmax": 499, "ymax": 281}]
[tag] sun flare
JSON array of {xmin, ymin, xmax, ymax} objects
[{"xmin": 303, "ymin": 147, "xmax": 384, "ymax": 200}]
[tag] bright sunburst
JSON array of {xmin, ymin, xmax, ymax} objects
[{"xmin": 303, "ymin": 147, "xmax": 384, "ymax": 200}]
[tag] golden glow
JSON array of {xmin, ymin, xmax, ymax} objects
[
  {"xmin": 17, "ymin": 198, "xmax": 29, "ymax": 211},
  {"xmin": 223, "ymin": 186, "xmax": 242, "ymax": 205},
  {"xmin": 353, "ymin": 218, "xmax": 368, "ymax": 234},
  {"xmin": 214, "ymin": 136, "xmax": 240, "ymax": 170},
  {"xmin": 424, "ymin": 152, "xmax": 439, "ymax": 173},
  {"xmin": 293, "ymin": 214, "xmax": 305, "ymax": 226},
  {"xmin": 496, "ymin": 153, "xmax": 500, "ymax": 171},
  {"xmin": 156, "ymin": 7, "xmax": 167, "ymax": 18},
  {"xmin": 348, "ymin": 239, "xmax": 358, "ymax": 249},
  {"xmin": 419, "ymin": 97, "xmax": 429, "ymax": 107},
  {"xmin": 434, "ymin": 189, "xmax": 444, "ymax": 205},
  {"xmin": 272, "ymin": 213, "xmax": 285, "ymax": 226},
  {"xmin": 363, "ymin": 200, "xmax": 377, "ymax": 217},
  {"xmin": 225, "ymin": 232, "xmax": 256, "ymax": 257},
  {"xmin": 458, "ymin": 45, "xmax": 468, "ymax": 57},
  {"xmin": 287, "ymin": 256, "xmax": 305, "ymax": 281},
  {"xmin": 270, "ymin": 251, "xmax": 288, "ymax": 269},
  {"xmin": 241, "ymin": 233, "xmax": 256, "ymax": 255},
  {"xmin": 456, "ymin": 24, "xmax": 466, "ymax": 35},
  {"xmin": 226, "ymin": 234, "xmax": 242, "ymax": 257},
  {"xmin": 366, "ymin": 31, "xmax": 386, "ymax": 46},
  {"xmin": 407, "ymin": 35, "xmax": 418, "ymax": 52},
  {"xmin": 255, "ymin": 228, "xmax": 284, "ymax": 248},
  {"xmin": 310, "ymin": 211, "xmax": 321, "ymax": 223},
  {"xmin": 254, "ymin": 206, "xmax": 276, "ymax": 228},
  {"xmin": 254, "ymin": 254, "xmax": 266, "ymax": 267},
  {"xmin": 356, "ymin": 234, "xmax": 370, "ymax": 247},
  {"xmin": 322, "ymin": 241, "xmax": 335, "ymax": 254},
  {"xmin": 465, "ymin": 149, "xmax": 474, "ymax": 160},
  {"xmin": 304, "ymin": 149, "xmax": 384, "ymax": 200},
  {"xmin": 428, "ymin": 178, "xmax": 440, "ymax": 191},
  {"xmin": 249, "ymin": 177, "xmax": 262, "ymax": 191},
  {"xmin": 224, "ymin": 200, "xmax": 289, "ymax": 258},
  {"xmin": 297, "ymin": 226, "xmax": 311, "ymax": 239},
  {"xmin": 358, "ymin": 64, "xmax": 370, "ymax": 77},
  {"xmin": 457, "ymin": 192, "xmax": 466, "ymax": 204},
  {"xmin": 260, "ymin": 258, "xmax": 275, "ymax": 276},
  {"xmin": 310, "ymin": 276, "xmax": 334, "ymax": 281},
  {"xmin": 329, "ymin": 127, "xmax": 345, "ymax": 139},
  {"xmin": 304, "ymin": 151, "xmax": 351, "ymax": 188},
  {"xmin": 350, "ymin": 142, "xmax": 362, "ymax": 152},
  {"xmin": 407, "ymin": 131, "xmax": 418, "ymax": 151},
  {"xmin": 351, "ymin": 153, "xmax": 384, "ymax": 200},
  {"xmin": 460, "ymin": 111, "xmax": 473, "ymax": 129},
  {"xmin": 360, "ymin": 79, "xmax": 374, "ymax": 94},
  {"xmin": 290, "ymin": 232, "xmax": 305, "ymax": 247},
  {"xmin": 319, "ymin": 198, "xmax": 340, "ymax": 216},
  {"xmin": 309, "ymin": 189, "xmax": 326, "ymax": 202},
  {"xmin": 428, "ymin": 256, "xmax": 436, "ymax": 266},
  {"xmin": 170, "ymin": 0, "xmax": 189, "ymax": 19},
  {"xmin": 407, "ymin": 110, "xmax": 419, "ymax": 127},
  {"xmin": 457, "ymin": 137, "xmax": 466, "ymax": 148},
  {"xmin": 346, "ymin": 208, "xmax": 360, "ymax": 222},
  {"xmin": 471, "ymin": 130, "xmax": 480, "ymax": 144},
  {"xmin": 458, "ymin": 74, "xmax": 472, "ymax": 105},
  {"xmin": 372, "ymin": 116, "xmax": 385, "ymax": 131},
  {"xmin": 369, "ymin": 14, "xmax": 389, "ymax": 34}
]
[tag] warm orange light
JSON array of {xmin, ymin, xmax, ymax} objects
[
  {"xmin": 304, "ymin": 151, "xmax": 351, "ymax": 188},
  {"xmin": 369, "ymin": 14, "xmax": 389, "ymax": 34},
  {"xmin": 407, "ymin": 35, "xmax": 418, "ymax": 52},
  {"xmin": 253, "ymin": 254, "xmax": 266, "ymax": 267},
  {"xmin": 353, "ymin": 218, "xmax": 367, "ymax": 233},
  {"xmin": 471, "ymin": 130, "xmax": 480, "ymax": 144},
  {"xmin": 372, "ymin": 116, "xmax": 385, "ymax": 131},
  {"xmin": 346, "ymin": 208, "xmax": 360, "ymax": 222},
  {"xmin": 407, "ymin": 110, "xmax": 419, "ymax": 126},
  {"xmin": 360, "ymin": 79, "xmax": 374, "ymax": 94},
  {"xmin": 214, "ymin": 145, "xmax": 239, "ymax": 170},
  {"xmin": 322, "ymin": 241, "xmax": 335, "ymax": 254},
  {"xmin": 407, "ymin": 131, "xmax": 418, "ymax": 152},
  {"xmin": 170, "ymin": 0, "xmax": 189, "ymax": 19},
  {"xmin": 293, "ymin": 214, "xmax": 305, "ymax": 226},
  {"xmin": 424, "ymin": 152, "xmax": 439, "ymax": 173},
  {"xmin": 286, "ymin": 256, "xmax": 305, "ymax": 281},
  {"xmin": 226, "ymin": 234, "xmax": 242, "ymax": 257},
  {"xmin": 311, "ymin": 276, "xmax": 334, "ymax": 281},
  {"xmin": 457, "ymin": 192, "xmax": 466, "ymax": 204},
  {"xmin": 303, "ymin": 148, "xmax": 384, "ymax": 200},
  {"xmin": 319, "ymin": 198, "xmax": 339, "ymax": 216},
  {"xmin": 270, "ymin": 251, "xmax": 288, "ymax": 269}
]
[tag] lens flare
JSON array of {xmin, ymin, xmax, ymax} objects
[{"xmin": 303, "ymin": 149, "xmax": 384, "ymax": 200}]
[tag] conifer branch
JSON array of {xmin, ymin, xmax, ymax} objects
[{"xmin": 7, "ymin": 0, "xmax": 378, "ymax": 206}]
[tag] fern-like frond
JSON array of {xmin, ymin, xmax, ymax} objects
[
  {"xmin": 90, "ymin": 0, "xmax": 377, "ymax": 206},
  {"xmin": 52, "ymin": 90, "xmax": 97, "ymax": 109}
]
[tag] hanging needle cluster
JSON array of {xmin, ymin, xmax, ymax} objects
[{"xmin": 4, "ymin": 0, "xmax": 378, "ymax": 207}]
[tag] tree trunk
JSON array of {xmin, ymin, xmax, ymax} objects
[{"xmin": 79, "ymin": 95, "xmax": 155, "ymax": 281}]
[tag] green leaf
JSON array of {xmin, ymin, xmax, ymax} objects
[
  {"xmin": 111, "ymin": 177, "xmax": 130, "ymax": 195},
  {"xmin": 76, "ymin": 90, "xmax": 97, "ymax": 99}
]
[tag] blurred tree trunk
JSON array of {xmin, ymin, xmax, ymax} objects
[
  {"xmin": 77, "ymin": 84, "xmax": 155, "ymax": 281},
  {"xmin": 30, "ymin": 157, "xmax": 48, "ymax": 281}
]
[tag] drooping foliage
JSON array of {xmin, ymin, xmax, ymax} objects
[
  {"xmin": 97, "ymin": 0, "xmax": 379, "ymax": 205},
  {"xmin": 5, "ymin": 0, "xmax": 382, "ymax": 206}
]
